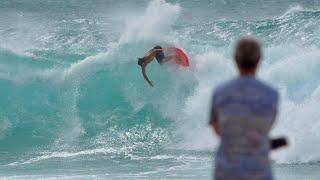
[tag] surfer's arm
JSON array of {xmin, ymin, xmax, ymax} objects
[{"xmin": 141, "ymin": 65, "xmax": 154, "ymax": 87}]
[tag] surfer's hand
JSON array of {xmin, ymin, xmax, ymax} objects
[{"xmin": 149, "ymin": 81, "xmax": 154, "ymax": 87}]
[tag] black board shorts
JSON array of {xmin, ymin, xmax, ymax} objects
[{"xmin": 154, "ymin": 46, "xmax": 165, "ymax": 64}]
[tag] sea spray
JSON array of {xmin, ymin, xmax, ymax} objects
[{"xmin": 1, "ymin": 1, "xmax": 320, "ymax": 179}]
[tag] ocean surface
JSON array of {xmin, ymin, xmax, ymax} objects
[{"xmin": 1, "ymin": 0, "xmax": 320, "ymax": 179}]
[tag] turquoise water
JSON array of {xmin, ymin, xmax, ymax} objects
[{"xmin": 1, "ymin": 0, "xmax": 320, "ymax": 179}]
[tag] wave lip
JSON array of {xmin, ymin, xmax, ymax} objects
[{"xmin": 120, "ymin": 0, "xmax": 181, "ymax": 44}]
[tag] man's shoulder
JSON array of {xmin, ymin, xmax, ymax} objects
[
  {"xmin": 213, "ymin": 77, "xmax": 279, "ymax": 99},
  {"xmin": 213, "ymin": 78, "xmax": 240, "ymax": 96},
  {"xmin": 247, "ymin": 78, "xmax": 279, "ymax": 104},
  {"xmin": 254, "ymin": 79, "xmax": 279, "ymax": 97}
]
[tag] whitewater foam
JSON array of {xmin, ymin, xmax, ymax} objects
[
  {"xmin": 120, "ymin": 0, "xmax": 181, "ymax": 44},
  {"xmin": 1, "ymin": 0, "xmax": 320, "ymax": 167},
  {"xmin": 7, "ymin": 148, "xmax": 118, "ymax": 166}
]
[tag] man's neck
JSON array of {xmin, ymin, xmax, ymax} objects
[{"xmin": 239, "ymin": 69, "xmax": 256, "ymax": 76}]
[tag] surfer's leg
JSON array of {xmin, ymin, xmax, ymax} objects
[{"xmin": 162, "ymin": 55, "xmax": 178, "ymax": 63}]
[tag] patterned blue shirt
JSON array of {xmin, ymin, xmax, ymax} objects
[{"xmin": 210, "ymin": 76, "xmax": 278, "ymax": 180}]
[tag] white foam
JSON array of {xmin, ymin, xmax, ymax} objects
[
  {"xmin": 7, "ymin": 148, "xmax": 117, "ymax": 166},
  {"xmin": 0, "ymin": 118, "xmax": 11, "ymax": 140},
  {"xmin": 161, "ymin": 45, "xmax": 320, "ymax": 164},
  {"xmin": 262, "ymin": 49, "xmax": 320, "ymax": 163},
  {"xmin": 120, "ymin": 0, "xmax": 181, "ymax": 44},
  {"xmin": 279, "ymin": 5, "xmax": 304, "ymax": 19},
  {"xmin": 170, "ymin": 51, "xmax": 235, "ymax": 150}
]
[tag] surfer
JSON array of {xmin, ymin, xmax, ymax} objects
[{"xmin": 137, "ymin": 46, "xmax": 181, "ymax": 87}]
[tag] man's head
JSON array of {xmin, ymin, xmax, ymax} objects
[
  {"xmin": 234, "ymin": 37, "xmax": 261, "ymax": 74},
  {"xmin": 154, "ymin": 45, "xmax": 162, "ymax": 50}
]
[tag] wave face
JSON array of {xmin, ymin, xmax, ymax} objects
[{"xmin": 1, "ymin": 0, "xmax": 320, "ymax": 178}]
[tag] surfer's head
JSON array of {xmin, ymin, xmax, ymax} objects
[
  {"xmin": 234, "ymin": 37, "xmax": 261, "ymax": 72},
  {"xmin": 138, "ymin": 58, "xmax": 145, "ymax": 66},
  {"xmin": 154, "ymin": 45, "xmax": 162, "ymax": 50}
]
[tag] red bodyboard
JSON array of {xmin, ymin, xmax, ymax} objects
[{"xmin": 173, "ymin": 47, "xmax": 189, "ymax": 67}]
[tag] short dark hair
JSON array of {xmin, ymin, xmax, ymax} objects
[
  {"xmin": 154, "ymin": 45, "xmax": 162, "ymax": 50},
  {"xmin": 234, "ymin": 37, "xmax": 261, "ymax": 69}
]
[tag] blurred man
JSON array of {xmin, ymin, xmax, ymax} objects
[{"xmin": 209, "ymin": 37, "xmax": 279, "ymax": 180}]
